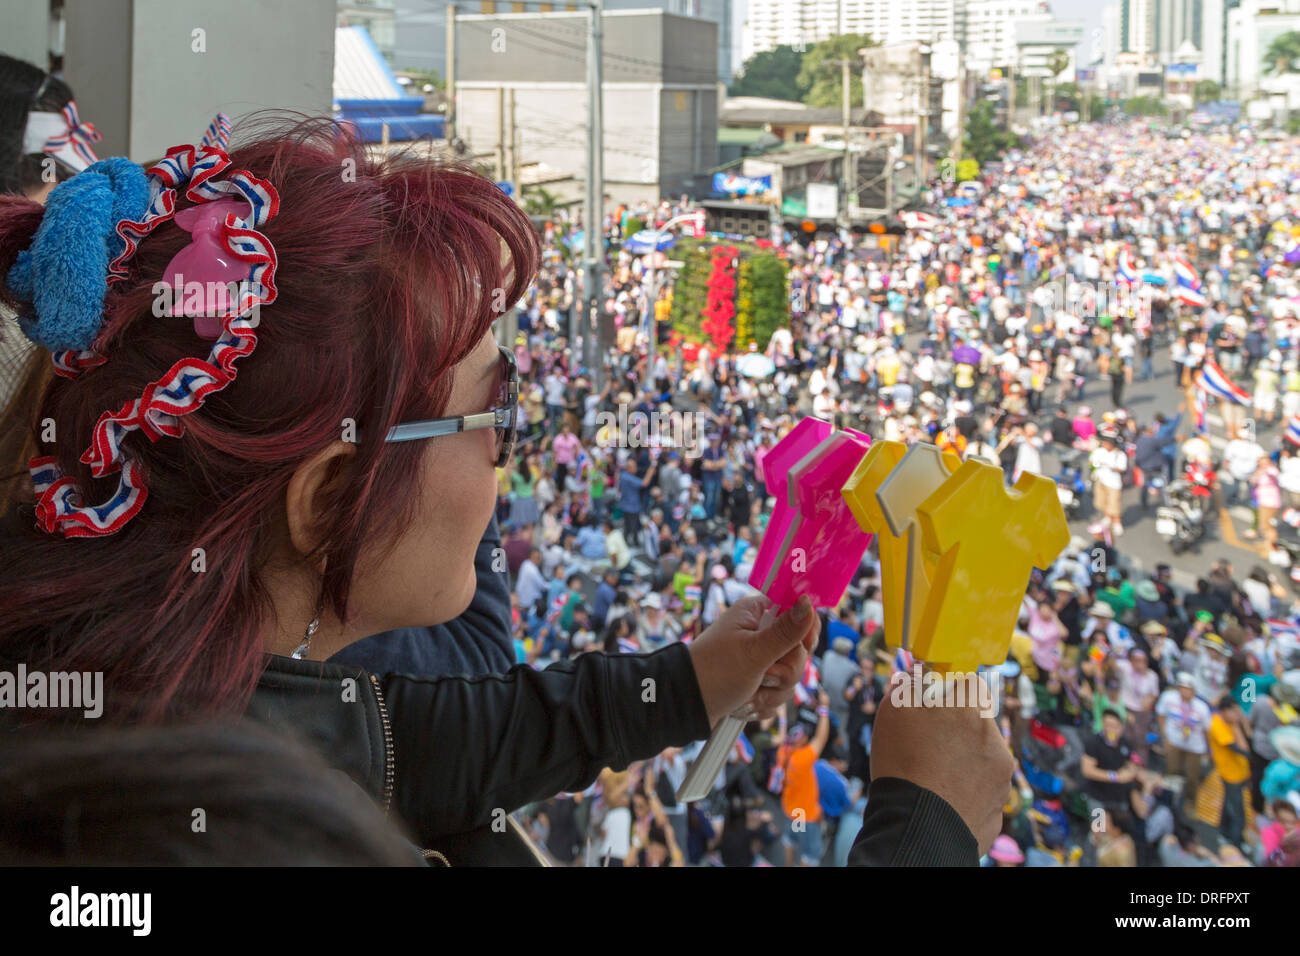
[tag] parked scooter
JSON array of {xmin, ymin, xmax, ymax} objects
[
  {"xmin": 1053, "ymin": 449, "xmax": 1088, "ymax": 521},
  {"xmin": 1155, "ymin": 478, "xmax": 1207, "ymax": 554},
  {"xmin": 1271, "ymin": 508, "xmax": 1300, "ymax": 591}
]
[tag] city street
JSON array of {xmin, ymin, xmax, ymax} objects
[{"xmin": 1037, "ymin": 352, "xmax": 1286, "ymax": 592}]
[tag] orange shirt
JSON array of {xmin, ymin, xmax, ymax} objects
[{"xmin": 779, "ymin": 744, "xmax": 822, "ymax": 823}]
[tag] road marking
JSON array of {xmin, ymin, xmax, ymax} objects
[{"xmin": 1217, "ymin": 505, "xmax": 1271, "ymax": 559}]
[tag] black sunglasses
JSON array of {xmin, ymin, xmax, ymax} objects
[{"xmin": 384, "ymin": 345, "xmax": 518, "ymax": 467}]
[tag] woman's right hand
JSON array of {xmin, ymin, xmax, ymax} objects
[{"xmin": 869, "ymin": 669, "xmax": 1015, "ymax": 857}]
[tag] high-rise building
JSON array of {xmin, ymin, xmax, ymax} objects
[
  {"xmin": 840, "ymin": 0, "xmax": 961, "ymax": 44},
  {"xmin": 1119, "ymin": 0, "xmax": 1157, "ymax": 59},
  {"xmin": 964, "ymin": 0, "xmax": 1052, "ymax": 73},
  {"xmin": 1154, "ymin": 0, "xmax": 1202, "ymax": 62},
  {"xmin": 742, "ymin": 0, "xmax": 959, "ymax": 64}
]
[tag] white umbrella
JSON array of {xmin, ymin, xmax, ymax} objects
[{"xmin": 736, "ymin": 353, "xmax": 776, "ymax": 378}]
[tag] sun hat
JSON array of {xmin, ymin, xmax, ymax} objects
[
  {"xmin": 1139, "ymin": 620, "xmax": 1167, "ymax": 636},
  {"xmin": 1271, "ymin": 681, "xmax": 1299, "ymax": 707},
  {"xmin": 1271, "ymin": 725, "xmax": 1300, "ymax": 765},
  {"xmin": 1050, "ymin": 579, "xmax": 1077, "ymax": 593},
  {"xmin": 641, "ymin": 592, "xmax": 663, "ymax": 610},
  {"xmin": 990, "ymin": 835, "xmax": 1024, "ymax": 864},
  {"xmin": 1176, "ymin": 672, "xmax": 1196, "ymax": 689},
  {"xmin": 1135, "ymin": 580, "xmax": 1160, "ymax": 602},
  {"xmin": 1090, "ymin": 603, "xmax": 1115, "ymax": 619}
]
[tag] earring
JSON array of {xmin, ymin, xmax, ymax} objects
[{"xmin": 292, "ymin": 610, "xmax": 321, "ymax": 660}]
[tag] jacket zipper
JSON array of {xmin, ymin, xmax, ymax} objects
[{"xmin": 368, "ymin": 673, "xmax": 395, "ymax": 813}]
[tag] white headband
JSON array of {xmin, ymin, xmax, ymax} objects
[{"xmin": 20, "ymin": 101, "xmax": 101, "ymax": 175}]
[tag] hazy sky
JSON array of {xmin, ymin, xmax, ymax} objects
[{"xmin": 1050, "ymin": 0, "xmax": 1105, "ymax": 59}]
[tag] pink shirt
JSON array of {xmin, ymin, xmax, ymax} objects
[
  {"xmin": 553, "ymin": 432, "xmax": 581, "ymax": 465},
  {"xmin": 1073, "ymin": 417, "xmax": 1096, "ymax": 442},
  {"xmin": 1028, "ymin": 610, "xmax": 1064, "ymax": 674},
  {"xmin": 1254, "ymin": 463, "xmax": 1282, "ymax": 510}
]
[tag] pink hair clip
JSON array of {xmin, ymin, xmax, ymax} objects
[{"xmin": 159, "ymin": 198, "xmax": 254, "ymax": 339}]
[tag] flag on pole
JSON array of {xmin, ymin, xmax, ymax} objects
[
  {"xmin": 1196, "ymin": 358, "xmax": 1251, "ymax": 405},
  {"xmin": 792, "ymin": 657, "xmax": 821, "ymax": 706},
  {"xmin": 1287, "ymin": 415, "xmax": 1300, "ymax": 446},
  {"xmin": 1116, "ymin": 246, "xmax": 1140, "ymax": 285},
  {"xmin": 1176, "ymin": 280, "xmax": 1208, "ymax": 308},
  {"xmin": 1173, "ymin": 255, "xmax": 1202, "ymax": 289},
  {"xmin": 1193, "ymin": 388, "xmax": 1208, "ymax": 435}
]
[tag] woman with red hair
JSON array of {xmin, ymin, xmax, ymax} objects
[{"xmin": 0, "ymin": 118, "xmax": 1003, "ymax": 865}]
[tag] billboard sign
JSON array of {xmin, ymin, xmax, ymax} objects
[
  {"xmin": 1015, "ymin": 21, "xmax": 1084, "ymax": 47},
  {"xmin": 713, "ymin": 172, "xmax": 772, "ymax": 195},
  {"xmin": 806, "ymin": 182, "xmax": 838, "ymax": 219}
]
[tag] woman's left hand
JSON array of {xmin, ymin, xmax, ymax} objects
[{"xmin": 687, "ymin": 594, "xmax": 819, "ymax": 727}]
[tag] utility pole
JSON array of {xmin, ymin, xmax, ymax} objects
[
  {"xmin": 1007, "ymin": 62, "xmax": 1016, "ymax": 133},
  {"xmin": 915, "ymin": 44, "xmax": 930, "ymax": 190},
  {"xmin": 952, "ymin": 63, "xmax": 964, "ymax": 168},
  {"xmin": 496, "ymin": 86, "xmax": 506, "ymax": 182},
  {"xmin": 508, "ymin": 87, "xmax": 520, "ymax": 194},
  {"xmin": 831, "ymin": 57, "xmax": 855, "ymax": 227},
  {"xmin": 445, "ymin": 4, "xmax": 457, "ymax": 147},
  {"xmin": 582, "ymin": 0, "xmax": 605, "ymax": 383}
]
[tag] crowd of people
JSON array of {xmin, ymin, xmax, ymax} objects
[
  {"xmin": 498, "ymin": 119, "xmax": 1300, "ymax": 865},
  {"xmin": 2, "ymin": 41, "xmax": 1300, "ymax": 869}
]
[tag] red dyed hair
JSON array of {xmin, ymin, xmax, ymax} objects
[{"xmin": 0, "ymin": 117, "xmax": 540, "ymax": 723}]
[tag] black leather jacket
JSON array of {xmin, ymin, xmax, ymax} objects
[{"xmin": 246, "ymin": 646, "xmax": 980, "ymax": 866}]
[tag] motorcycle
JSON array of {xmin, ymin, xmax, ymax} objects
[
  {"xmin": 1053, "ymin": 449, "xmax": 1088, "ymax": 521},
  {"xmin": 1271, "ymin": 508, "xmax": 1300, "ymax": 591},
  {"xmin": 1155, "ymin": 478, "xmax": 1207, "ymax": 554}
]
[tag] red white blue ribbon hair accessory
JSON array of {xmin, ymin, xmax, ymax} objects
[
  {"xmin": 21, "ymin": 100, "xmax": 102, "ymax": 174},
  {"xmin": 4, "ymin": 114, "xmax": 280, "ymax": 538}
]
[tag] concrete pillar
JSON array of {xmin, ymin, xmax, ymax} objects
[{"xmin": 63, "ymin": 0, "xmax": 335, "ymax": 162}]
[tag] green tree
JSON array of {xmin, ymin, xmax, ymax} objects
[
  {"xmin": 1122, "ymin": 95, "xmax": 1168, "ymax": 116},
  {"xmin": 1264, "ymin": 31, "xmax": 1300, "ymax": 74},
  {"xmin": 963, "ymin": 99, "xmax": 1018, "ymax": 165},
  {"xmin": 1054, "ymin": 81, "xmax": 1082, "ymax": 112},
  {"xmin": 1046, "ymin": 49, "xmax": 1071, "ymax": 78},
  {"xmin": 522, "ymin": 185, "xmax": 559, "ymax": 218},
  {"xmin": 398, "ymin": 67, "xmax": 444, "ymax": 92},
  {"xmin": 729, "ymin": 45, "xmax": 811, "ymax": 102},
  {"xmin": 956, "ymin": 158, "xmax": 980, "ymax": 182},
  {"xmin": 798, "ymin": 35, "xmax": 877, "ymax": 108},
  {"xmin": 1194, "ymin": 79, "xmax": 1222, "ymax": 103},
  {"xmin": 623, "ymin": 216, "xmax": 645, "ymax": 240}
]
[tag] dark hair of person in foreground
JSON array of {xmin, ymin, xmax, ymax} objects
[{"xmin": 0, "ymin": 720, "xmax": 422, "ymax": 865}]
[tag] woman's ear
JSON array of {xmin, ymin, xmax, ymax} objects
[{"xmin": 285, "ymin": 440, "xmax": 358, "ymax": 563}]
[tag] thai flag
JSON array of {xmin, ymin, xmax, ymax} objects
[
  {"xmin": 893, "ymin": 647, "xmax": 914, "ymax": 674},
  {"xmin": 1267, "ymin": 618, "xmax": 1300, "ymax": 640},
  {"xmin": 1287, "ymin": 415, "xmax": 1300, "ymax": 446},
  {"xmin": 1194, "ymin": 389, "xmax": 1208, "ymax": 435},
  {"xmin": 901, "ymin": 211, "xmax": 941, "ymax": 231},
  {"xmin": 1173, "ymin": 256, "xmax": 1201, "ymax": 290},
  {"xmin": 1196, "ymin": 358, "xmax": 1251, "ymax": 405},
  {"xmin": 1176, "ymin": 279, "xmax": 1208, "ymax": 308},
  {"xmin": 1116, "ymin": 247, "xmax": 1140, "ymax": 285},
  {"xmin": 792, "ymin": 657, "xmax": 820, "ymax": 706},
  {"xmin": 735, "ymin": 733, "xmax": 755, "ymax": 764},
  {"xmin": 617, "ymin": 636, "xmax": 640, "ymax": 654}
]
